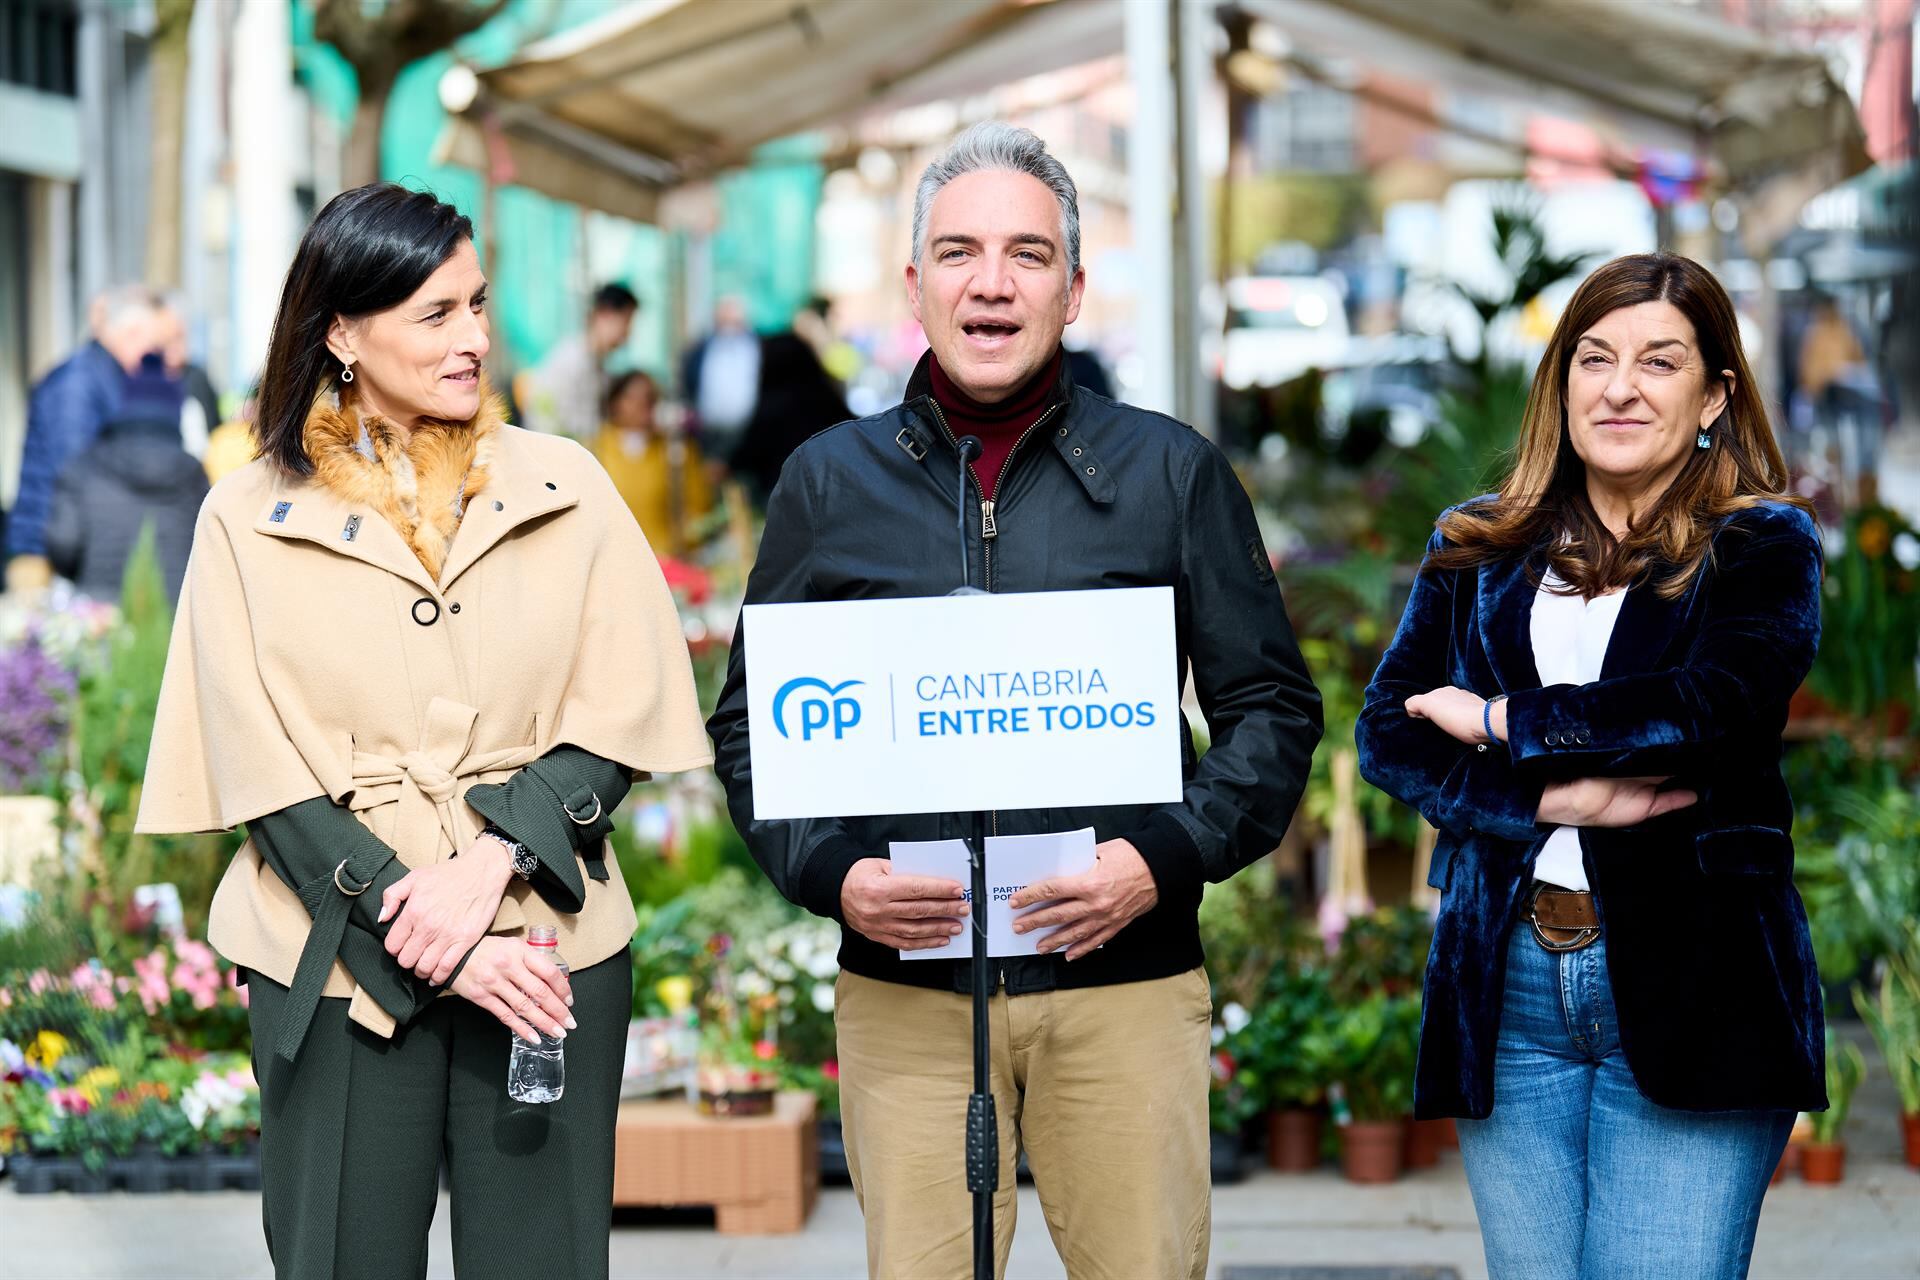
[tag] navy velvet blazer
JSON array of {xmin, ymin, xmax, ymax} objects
[{"xmin": 1356, "ymin": 499, "xmax": 1827, "ymax": 1119}]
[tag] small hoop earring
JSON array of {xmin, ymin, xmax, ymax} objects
[{"xmin": 341, "ymin": 364, "xmax": 355, "ymax": 383}]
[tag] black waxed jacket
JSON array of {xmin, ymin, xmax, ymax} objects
[{"xmin": 708, "ymin": 352, "xmax": 1322, "ymax": 995}]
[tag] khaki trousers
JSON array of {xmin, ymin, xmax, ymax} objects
[{"xmin": 834, "ymin": 967, "xmax": 1213, "ymax": 1280}]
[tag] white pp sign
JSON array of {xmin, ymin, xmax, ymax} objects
[{"xmin": 743, "ymin": 588, "xmax": 1181, "ymax": 819}]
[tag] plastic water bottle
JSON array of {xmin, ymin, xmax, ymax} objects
[{"xmin": 507, "ymin": 926, "xmax": 567, "ymax": 1103}]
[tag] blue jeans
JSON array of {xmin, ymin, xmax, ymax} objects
[{"xmin": 1456, "ymin": 928, "xmax": 1792, "ymax": 1280}]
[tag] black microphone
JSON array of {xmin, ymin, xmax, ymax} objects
[{"xmin": 951, "ymin": 436, "xmax": 985, "ymax": 595}]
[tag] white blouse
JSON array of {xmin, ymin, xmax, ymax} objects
[{"xmin": 1527, "ymin": 569, "xmax": 1627, "ymax": 891}]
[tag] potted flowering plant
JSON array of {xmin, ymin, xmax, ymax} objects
[
  {"xmin": 1802, "ymin": 1033, "xmax": 1868, "ymax": 1184},
  {"xmin": 1311, "ymin": 990, "xmax": 1421, "ymax": 1185},
  {"xmin": 1856, "ymin": 953, "xmax": 1920, "ymax": 1168},
  {"xmin": 1229, "ymin": 959, "xmax": 1338, "ymax": 1172},
  {"xmin": 694, "ymin": 933, "xmax": 783, "ymax": 1117}
]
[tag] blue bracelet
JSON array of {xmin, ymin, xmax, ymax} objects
[{"xmin": 1483, "ymin": 695, "xmax": 1506, "ymax": 744}]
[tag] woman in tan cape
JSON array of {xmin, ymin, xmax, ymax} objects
[{"xmin": 137, "ymin": 184, "xmax": 711, "ymax": 1279}]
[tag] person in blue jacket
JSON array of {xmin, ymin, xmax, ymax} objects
[
  {"xmin": 6, "ymin": 285, "xmax": 162, "ymax": 588},
  {"xmin": 1357, "ymin": 253, "xmax": 1824, "ymax": 1280}
]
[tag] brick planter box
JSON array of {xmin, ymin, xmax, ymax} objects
[{"xmin": 612, "ymin": 1091, "xmax": 818, "ymax": 1234}]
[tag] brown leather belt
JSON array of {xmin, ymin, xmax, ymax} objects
[{"xmin": 1521, "ymin": 884, "xmax": 1601, "ymax": 952}]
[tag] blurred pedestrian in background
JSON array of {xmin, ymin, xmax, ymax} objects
[
  {"xmin": 680, "ymin": 293, "xmax": 760, "ymax": 462},
  {"xmin": 6, "ymin": 284, "xmax": 163, "ymax": 592},
  {"xmin": 155, "ymin": 296, "xmax": 224, "ymax": 460},
  {"xmin": 44, "ymin": 353, "xmax": 207, "ymax": 603},
  {"xmin": 592, "ymin": 369, "xmax": 713, "ymax": 557},
  {"xmin": 519, "ymin": 281, "xmax": 640, "ymax": 441},
  {"xmin": 727, "ymin": 328, "xmax": 852, "ymax": 504},
  {"xmin": 201, "ymin": 384, "xmax": 262, "ymax": 485}
]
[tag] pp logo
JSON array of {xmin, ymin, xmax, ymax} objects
[{"xmin": 772, "ymin": 677, "xmax": 865, "ymax": 742}]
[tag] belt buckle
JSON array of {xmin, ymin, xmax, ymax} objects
[{"xmin": 1526, "ymin": 883, "xmax": 1598, "ymax": 953}]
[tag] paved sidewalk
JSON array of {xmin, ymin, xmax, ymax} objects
[
  {"xmin": 3, "ymin": 1153, "xmax": 1914, "ymax": 1279},
  {"xmin": 4, "ymin": 1056, "xmax": 1915, "ymax": 1279}
]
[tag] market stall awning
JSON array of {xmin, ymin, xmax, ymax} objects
[
  {"xmin": 1246, "ymin": 0, "xmax": 1869, "ymax": 188},
  {"xmin": 435, "ymin": 0, "xmax": 1122, "ymax": 221}
]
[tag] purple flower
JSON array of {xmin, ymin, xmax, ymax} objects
[{"xmin": 0, "ymin": 636, "xmax": 75, "ymax": 793}]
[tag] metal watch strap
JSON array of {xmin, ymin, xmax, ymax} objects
[{"xmin": 482, "ymin": 823, "xmax": 540, "ymax": 881}]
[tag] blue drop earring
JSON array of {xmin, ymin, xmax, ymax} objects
[{"xmin": 1696, "ymin": 428, "xmax": 1712, "ymax": 450}]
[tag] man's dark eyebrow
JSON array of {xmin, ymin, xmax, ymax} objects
[{"xmin": 930, "ymin": 233, "xmax": 1056, "ymax": 252}]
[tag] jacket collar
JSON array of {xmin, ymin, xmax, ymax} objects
[
  {"xmin": 252, "ymin": 390, "xmax": 578, "ymax": 595},
  {"xmin": 1477, "ymin": 540, "xmax": 1696, "ymax": 691},
  {"xmin": 898, "ymin": 348, "xmax": 1116, "ymax": 505}
]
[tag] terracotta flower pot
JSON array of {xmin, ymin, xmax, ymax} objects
[
  {"xmin": 1266, "ymin": 1108, "xmax": 1323, "ymax": 1172},
  {"xmin": 1340, "ymin": 1120, "xmax": 1407, "ymax": 1184},
  {"xmin": 1403, "ymin": 1117, "xmax": 1451, "ymax": 1168},
  {"xmin": 1800, "ymin": 1141, "xmax": 1846, "ymax": 1184},
  {"xmin": 1770, "ymin": 1149, "xmax": 1788, "ymax": 1185},
  {"xmin": 1436, "ymin": 1116, "xmax": 1459, "ymax": 1149},
  {"xmin": 1902, "ymin": 1112, "xmax": 1920, "ymax": 1171}
]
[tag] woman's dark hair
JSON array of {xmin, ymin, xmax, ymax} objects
[
  {"xmin": 1429, "ymin": 252, "xmax": 1807, "ymax": 599},
  {"xmin": 604, "ymin": 369, "xmax": 658, "ymax": 419},
  {"xmin": 253, "ymin": 184, "xmax": 474, "ymax": 476}
]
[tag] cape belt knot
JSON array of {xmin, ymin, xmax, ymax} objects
[{"xmin": 346, "ymin": 697, "xmax": 544, "ymax": 862}]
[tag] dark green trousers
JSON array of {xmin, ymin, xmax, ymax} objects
[{"xmin": 246, "ymin": 950, "xmax": 632, "ymax": 1280}]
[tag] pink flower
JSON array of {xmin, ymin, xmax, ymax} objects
[
  {"xmin": 752, "ymin": 1039, "xmax": 777, "ymax": 1062},
  {"xmin": 226, "ymin": 969, "xmax": 251, "ymax": 1009},
  {"xmin": 26, "ymin": 970, "xmax": 51, "ymax": 995},
  {"xmin": 176, "ymin": 940, "xmax": 217, "ymax": 971},
  {"xmin": 133, "ymin": 952, "xmax": 171, "ymax": 1014},
  {"xmin": 821, "ymin": 1059, "xmax": 839, "ymax": 1081},
  {"xmin": 48, "ymin": 1087, "xmax": 90, "ymax": 1116}
]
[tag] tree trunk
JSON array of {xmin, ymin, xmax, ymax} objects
[
  {"xmin": 344, "ymin": 76, "xmax": 395, "ymax": 189},
  {"xmin": 144, "ymin": 0, "xmax": 195, "ymax": 288}
]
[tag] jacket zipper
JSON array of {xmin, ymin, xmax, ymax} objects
[{"xmin": 923, "ymin": 397, "xmax": 1061, "ymax": 939}]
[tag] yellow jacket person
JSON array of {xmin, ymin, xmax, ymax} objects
[{"xmin": 137, "ymin": 184, "xmax": 709, "ymax": 1280}]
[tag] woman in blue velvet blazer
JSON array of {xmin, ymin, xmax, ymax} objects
[{"xmin": 1357, "ymin": 254, "xmax": 1823, "ymax": 1280}]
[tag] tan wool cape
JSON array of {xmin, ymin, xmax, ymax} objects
[{"xmin": 136, "ymin": 387, "xmax": 712, "ymax": 1039}]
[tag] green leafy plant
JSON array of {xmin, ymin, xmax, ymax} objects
[
  {"xmin": 1789, "ymin": 773, "xmax": 1920, "ymax": 984},
  {"xmin": 1229, "ymin": 958, "xmax": 1338, "ymax": 1112},
  {"xmin": 1200, "ymin": 859, "xmax": 1310, "ymax": 1013},
  {"xmin": 1855, "ymin": 956, "xmax": 1920, "ymax": 1116},
  {"xmin": 1310, "ymin": 990, "xmax": 1421, "ymax": 1122},
  {"xmin": 1809, "ymin": 1033, "xmax": 1867, "ymax": 1143},
  {"xmin": 781, "ymin": 1059, "xmax": 841, "ymax": 1119},
  {"xmin": 62, "ymin": 532, "xmax": 241, "ymax": 959},
  {"xmin": 1329, "ymin": 904, "xmax": 1433, "ymax": 1002},
  {"xmin": 1807, "ymin": 505, "xmax": 1920, "ymax": 728}
]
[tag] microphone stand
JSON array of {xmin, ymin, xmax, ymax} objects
[{"xmin": 948, "ymin": 436, "xmax": 997, "ymax": 1280}]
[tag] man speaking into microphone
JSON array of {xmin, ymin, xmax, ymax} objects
[{"xmin": 708, "ymin": 123, "xmax": 1321, "ymax": 1280}]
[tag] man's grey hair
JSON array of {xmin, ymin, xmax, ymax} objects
[
  {"xmin": 91, "ymin": 283, "xmax": 158, "ymax": 332},
  {"xmin": 911, "ymin": 122, "xmax": 1081, "ymax": 280}
]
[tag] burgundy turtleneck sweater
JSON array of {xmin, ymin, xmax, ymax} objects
[{"xmin": 928, "ymin": 348, "xmax": 1064, "ymax": 502}]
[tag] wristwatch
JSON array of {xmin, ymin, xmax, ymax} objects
[{"xmin": 480, "ymin": 823, "xmax": 540, "ymax": 881}]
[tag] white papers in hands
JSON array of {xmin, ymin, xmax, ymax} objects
[
  {"xmin": 983, "ymin": 828, "xmax": 1096, "ymax": 957},
  {"xmin": 886, "ymin": 829, "xmax": 1097, "ymax": 960},
  {"xmin": 885, "ymin": 840, "xmax": 973, "ymax": 961}
]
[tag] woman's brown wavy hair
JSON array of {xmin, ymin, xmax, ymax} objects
[{"xmin": 1428, "ymin": 252, "xmax": 1808, "ymax": 599}]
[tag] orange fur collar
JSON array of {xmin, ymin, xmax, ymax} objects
[{"xmin": 301, "ymin": 382, "xmax": 504, "ymax": 580}]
